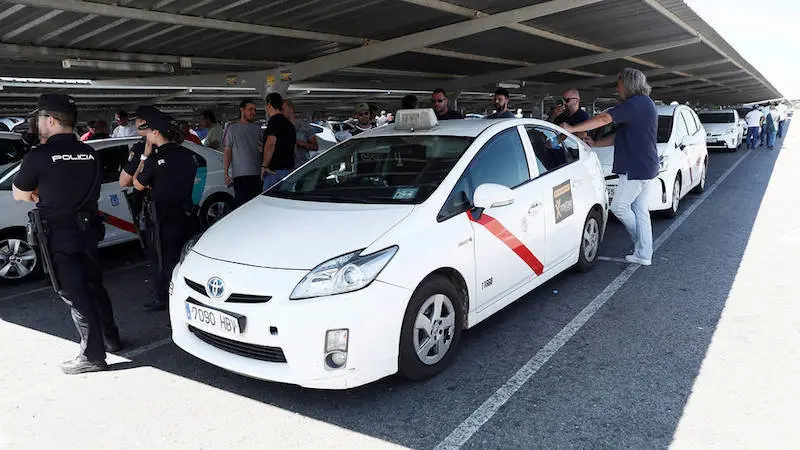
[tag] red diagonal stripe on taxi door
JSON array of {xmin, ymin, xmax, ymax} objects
[
  {"xmin": 103, "ymin": 213, "xmax": 137, "ymax": 234},
  {"xmin": 467, "ymin": 211, "xmax": 544, "ymax": 276}
]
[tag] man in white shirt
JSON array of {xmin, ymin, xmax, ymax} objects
[
  {"xmin": 744, "ymin": 106, "xmax": 764, "ymax": 149},
  {"xmin": 776, "ymin": 103, "xmax": 789, "ymax": 138},
  {"xmin": 111, "ymin": 110, "xmax": 137, "ymax": 138}
]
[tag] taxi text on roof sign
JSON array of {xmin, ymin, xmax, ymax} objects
[{"xmin": 395, "ymin": 109, "xmax": 438, "ymax": 131}]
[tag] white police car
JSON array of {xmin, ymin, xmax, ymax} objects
[
  {"xmin": 590, "ymin": 104, "xmax": 708, "ymax": 217},
  {"xmin": 0, "ymin": 137, "xmax": 233, "ymax": 284},
  {"xmin": 170, "ymin": 110, "xmax": 608, "ymax": 389}
]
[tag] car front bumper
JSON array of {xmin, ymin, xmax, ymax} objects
[
  {"xmin": 169, "ymin": 252, "xmax": 412, "ymax": 390},
  {"xmin": 706, "ymin": 134, "xmax": 737, "ymax": 148},
  {"xmin": 604, "ymin": 173, "xmax": 674, "ymax": 212}
]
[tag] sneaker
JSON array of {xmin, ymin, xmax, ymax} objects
[
  {"xmin": 60, "ymin": 356, "xmax": 108, "ymax": 375},
  {"xmin": 625, "ymin": 254, "xmax": 652, "ymax": 266}
]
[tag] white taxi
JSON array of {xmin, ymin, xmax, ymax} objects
[
  {"xmin": 590, "ymin": 104, "xmax": 708, "ymax": 217},
  {"xmin": 169, "ymin": 110, "xmax": 608, "ymax": 389}
]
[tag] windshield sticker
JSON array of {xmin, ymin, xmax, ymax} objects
[
  {"xmin": 552, "ymin": 180, "xmax": 574, "ymax": 223},
  {"xmin": 393, "ymin": 188, "xmax": 418, "ymax": 200}
]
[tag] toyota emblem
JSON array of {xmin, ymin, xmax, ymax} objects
[{"xmin": 206, "ymin": 277, "xmax": 225, "ymax": 299}]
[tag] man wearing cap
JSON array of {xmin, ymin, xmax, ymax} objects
[
  {"xmin": 131, "ymin": 106, "xmax": 199, "ymax": 311},
  {"xmin": 351, "ymin": 102, "xmax": 376, "ymax": 136},
  {"xmin": 119, "ymin": 105, "xmax": 159, "ymax": 246},
  {"xmin": 13, "ymin": 94, "xmax": 120, "ymax": 374}
]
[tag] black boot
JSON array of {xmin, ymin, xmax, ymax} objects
[{"xmin": 61, "ymin": 356, "xmax": 108, "ymax": 375}]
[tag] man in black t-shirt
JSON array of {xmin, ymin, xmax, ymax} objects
[
  {"xmin": 261, "ymin": 92, "xmax": 296, "ymax": 191},
  {"xmin": 13, "ymin": 94, "xmax": 120, "ymax": 374},
  {"xmin": 550, "ymin": 88, "xmax": 590, "ymax": 137},
  {"xmin": 432, "ymin": 88, "xmax": 463, "ymax": 120}
]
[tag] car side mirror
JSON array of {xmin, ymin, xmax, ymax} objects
[{"xmin": 473, "ymin": 183, "xmax": 515, "ymax": 210}]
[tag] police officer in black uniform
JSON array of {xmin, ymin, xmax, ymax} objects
[
  {"xmin": 132, "ymin": 107, "xmax": 199, "ymax": 312},
  {"xmin": 118, "ymin": 106, "xmax": 157, "ymax": 236},
  {"xmin": 12, "ymin": 94, "xmax": 120, "ymax": 374}
]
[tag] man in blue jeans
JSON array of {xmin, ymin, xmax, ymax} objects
[
  {"xmin": 261, "ymin": 92, "xmax": 296, "ymax": 191},
  {"xmin": 563, "ymin": 68, "xmax": 659, "ymax": 266}
]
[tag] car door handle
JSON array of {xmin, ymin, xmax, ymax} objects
[{"xmin": 528, "ymin": 202, "xmax": 542, "ymax": 215}]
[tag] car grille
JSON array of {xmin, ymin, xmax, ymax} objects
[
  {"xmin": 188, "ymin": 325, "xmax": 287, "ymax": 363},
  {"xmin": 184, "ymin": 278, "xmax": 271, "ymax": 303}
]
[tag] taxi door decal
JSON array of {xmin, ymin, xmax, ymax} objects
[
  {"xmin": 552, "ymin": 180, "xmax": 574, "ymax": 224},
  {"xmin": 467, "ymin": 211, "xmax": 544, "ymax": 276}
]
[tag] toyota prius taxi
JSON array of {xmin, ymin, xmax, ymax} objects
[{"xmin": 169, "ymin": 110, "xmax": 608, "ymax": 389}]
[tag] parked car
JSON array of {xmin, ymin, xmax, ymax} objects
[
  {"xmin": 0, "ymin": 137, "xmax": 234, "ymax": 284},
  {"xmin": 698, "ymin": 109, "xmax": 744, "ymax": 151},
  {"xmin": 169, "ymin": 110, "xmax": 608, "ymax": 389},
  {"xmin": 590, "ymin": 104, "xmax": 708, "ymax": 218}
]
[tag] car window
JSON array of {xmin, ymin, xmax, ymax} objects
[
  {"xmin": 699, "ymin": 112, "xmax": 736, "ymax": 124},
  {"xmin": 656, "ymin": 115, "xmax": 674, "ymax": 144},
  {"xmin": 673, "ymin": 113, "xmax": 688, "ymax": 141},
  {"xmin": 439, "ymin": 128, "xmax": 529, "ymax": 221},
  {"xmin": 0, "ymin": 138, "xmax": 26, "ymax": 166},
  {"xmin": 268, "ymin": 135, "xmax": 473, "ymax": 205},
  {"xmin": 98, "ymin": 145, "xmax": 131, "ymax": 183},
  {"xmin": 525, "ymin": 126, "xmax": 578, "ymax": 177},
  {"xmin": 682, "ymin": 110, "xmax": 699, "ymax": 135}
]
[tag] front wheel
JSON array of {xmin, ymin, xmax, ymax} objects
[
  {"xmin": 0, "ymin": 234, "xmax": 42, "ymax": 284},
  {"xmin": 398, "ymin": 276, "xmax": 464, "ymax": 381},
  {"xmin": 663, "ymin": 175, "xmax": 681, "ymax": 218},
  {"xmin": 199, "ymin": 194, "xmax": 234, "ymax": 228},
  {"xmin": 574, "ymin": 209, "xmax": 602, "ymax": 272}
]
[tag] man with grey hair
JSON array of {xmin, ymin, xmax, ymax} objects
[{"xmin": 562, "ymin": 68, "xmax": 658, "ymax": 266}]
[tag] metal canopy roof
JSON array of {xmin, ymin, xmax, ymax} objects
[{"xmin": 0, "ymin": 0, "xmax": 783, "ymax": 114}]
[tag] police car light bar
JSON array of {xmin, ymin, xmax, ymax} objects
[{"xmin": 394, "ymin": 109, "xmax": 438, "ymax": 131}]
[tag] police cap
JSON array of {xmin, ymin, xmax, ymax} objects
[
  {"xmin": 30, "ymin": 93, "xmax": 77, "ymax": 116},
  {"xmin": 135, "ymin": 106, "xmax": 173, "ymax": 134}
]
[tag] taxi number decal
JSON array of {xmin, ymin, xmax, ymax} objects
[
  {"xmin": 553, "ymin": 180, "xmax": 574, "ymax": 224},
  {"xmin": 467, "ymin": 212, "xmax": 544, "ymax": 276}
]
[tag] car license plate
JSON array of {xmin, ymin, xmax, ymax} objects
[{"xmin": 185, "ymin": 301, "xmax": 244, "ymax": 337}]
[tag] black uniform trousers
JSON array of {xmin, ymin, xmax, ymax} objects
[
  {"xmin": 233, "ymin": 175, "xmax": 262, "ymax": 207},
  {"xmin": 48, "ymin": 223, "xmax": 119, "ymax": 361},
  {"xmin": 147, "ymin": 210, "xmax": 197, "ymax": 305}
]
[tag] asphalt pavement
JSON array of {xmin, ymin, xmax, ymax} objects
[{"xmin": 1, "ymin": 122, "xmax": 798, "ymax": 449}]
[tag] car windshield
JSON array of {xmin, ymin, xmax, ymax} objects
[
  {"xmin": 265, "ymin": 135, "xmax": 474, "ymax": 204},
  {"xmin": 699, "ymin": 113, "xmax": 735, "ymax": 124},
  {"xmin": 657, "ymin": 115, "xmax": 673, "ymax": 144}
]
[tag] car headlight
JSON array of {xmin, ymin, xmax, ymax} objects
[
  {"xmin": 179, "ymin": 233, "xmax": 202, "ymax": 264},
  {"xmin": 658, "ymin": 155, "xmax": 669, "ymax": 173},
  {"xmin": 290, "ymin": 246, "xmax": 398, "ymax": 300}
]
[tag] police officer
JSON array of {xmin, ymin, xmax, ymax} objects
[
  {"xmin": 132, "ymin": 107, "xmax": 199, "ymax": 312},
  {"xmin": 118, "ymin": 106, "xmax": 156, "ymax": 236},
  {"xmin": 12, "ymin": 94, "xmax": 120, "ymax": 374}
]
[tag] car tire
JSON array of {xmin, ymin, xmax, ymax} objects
[
  {"xmin": 199, "ymin": 194, "xmax": 234, "ymax": 228},
  {"xmin": 691, "ymin": 159, "xmax": 707, "ymax": 195},
  {"xmin": 573, "ymin": 209, "xmax": 602, "ymax": 273},
  {"xmin": 398, "ymin": 276, "xmax": 464, "ymax": 381},
  {"xmin": 664, "ymin": 175, "xmax": 681, "ymax": 218},
  {"xmin": 0, "ymin": 232, "xmax": 43, "ymax": 285}
]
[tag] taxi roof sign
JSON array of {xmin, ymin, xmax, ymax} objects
[{"xmin": 394, "ymin": 108, "xmax": 438, "ymax": 131}]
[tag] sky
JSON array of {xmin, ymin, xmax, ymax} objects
[{"xmin": 685, "ymin": 0, "xmax": 800, "ymax": 99}]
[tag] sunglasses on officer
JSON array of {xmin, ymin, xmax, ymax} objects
[{"xmin": 137, "ymin": 122, "xmax": 150, "ymax": 131}]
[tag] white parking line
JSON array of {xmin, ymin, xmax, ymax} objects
[
  {"xmin": 434, "ymin": 149, "xmax": 753, "ymax": 449},
  {"xmin": 117, "ymin": 337, "xmax": 172, "ymax": 360},
  {"xmin": 0, "ymin": 261, "xmax": 147, "ymax": 303}
]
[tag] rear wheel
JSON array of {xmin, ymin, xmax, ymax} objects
[
  {"xmin": 691, "ymin": 159, "xmax": 707, "ymax": 194},
  {"xmin": 398, "ymin": 276, "xmax": 463, "ymax": 381},
  {"xmin": 664, "ymin": 175, "xmax": 681, "ymax": 218},
  {"xmin": 0, "ymin": 233, "xmax": 42, "ymax": 284},
  {"xmin": 574, "ymin": 209, "xmax": 602, "ymax": 272}
]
